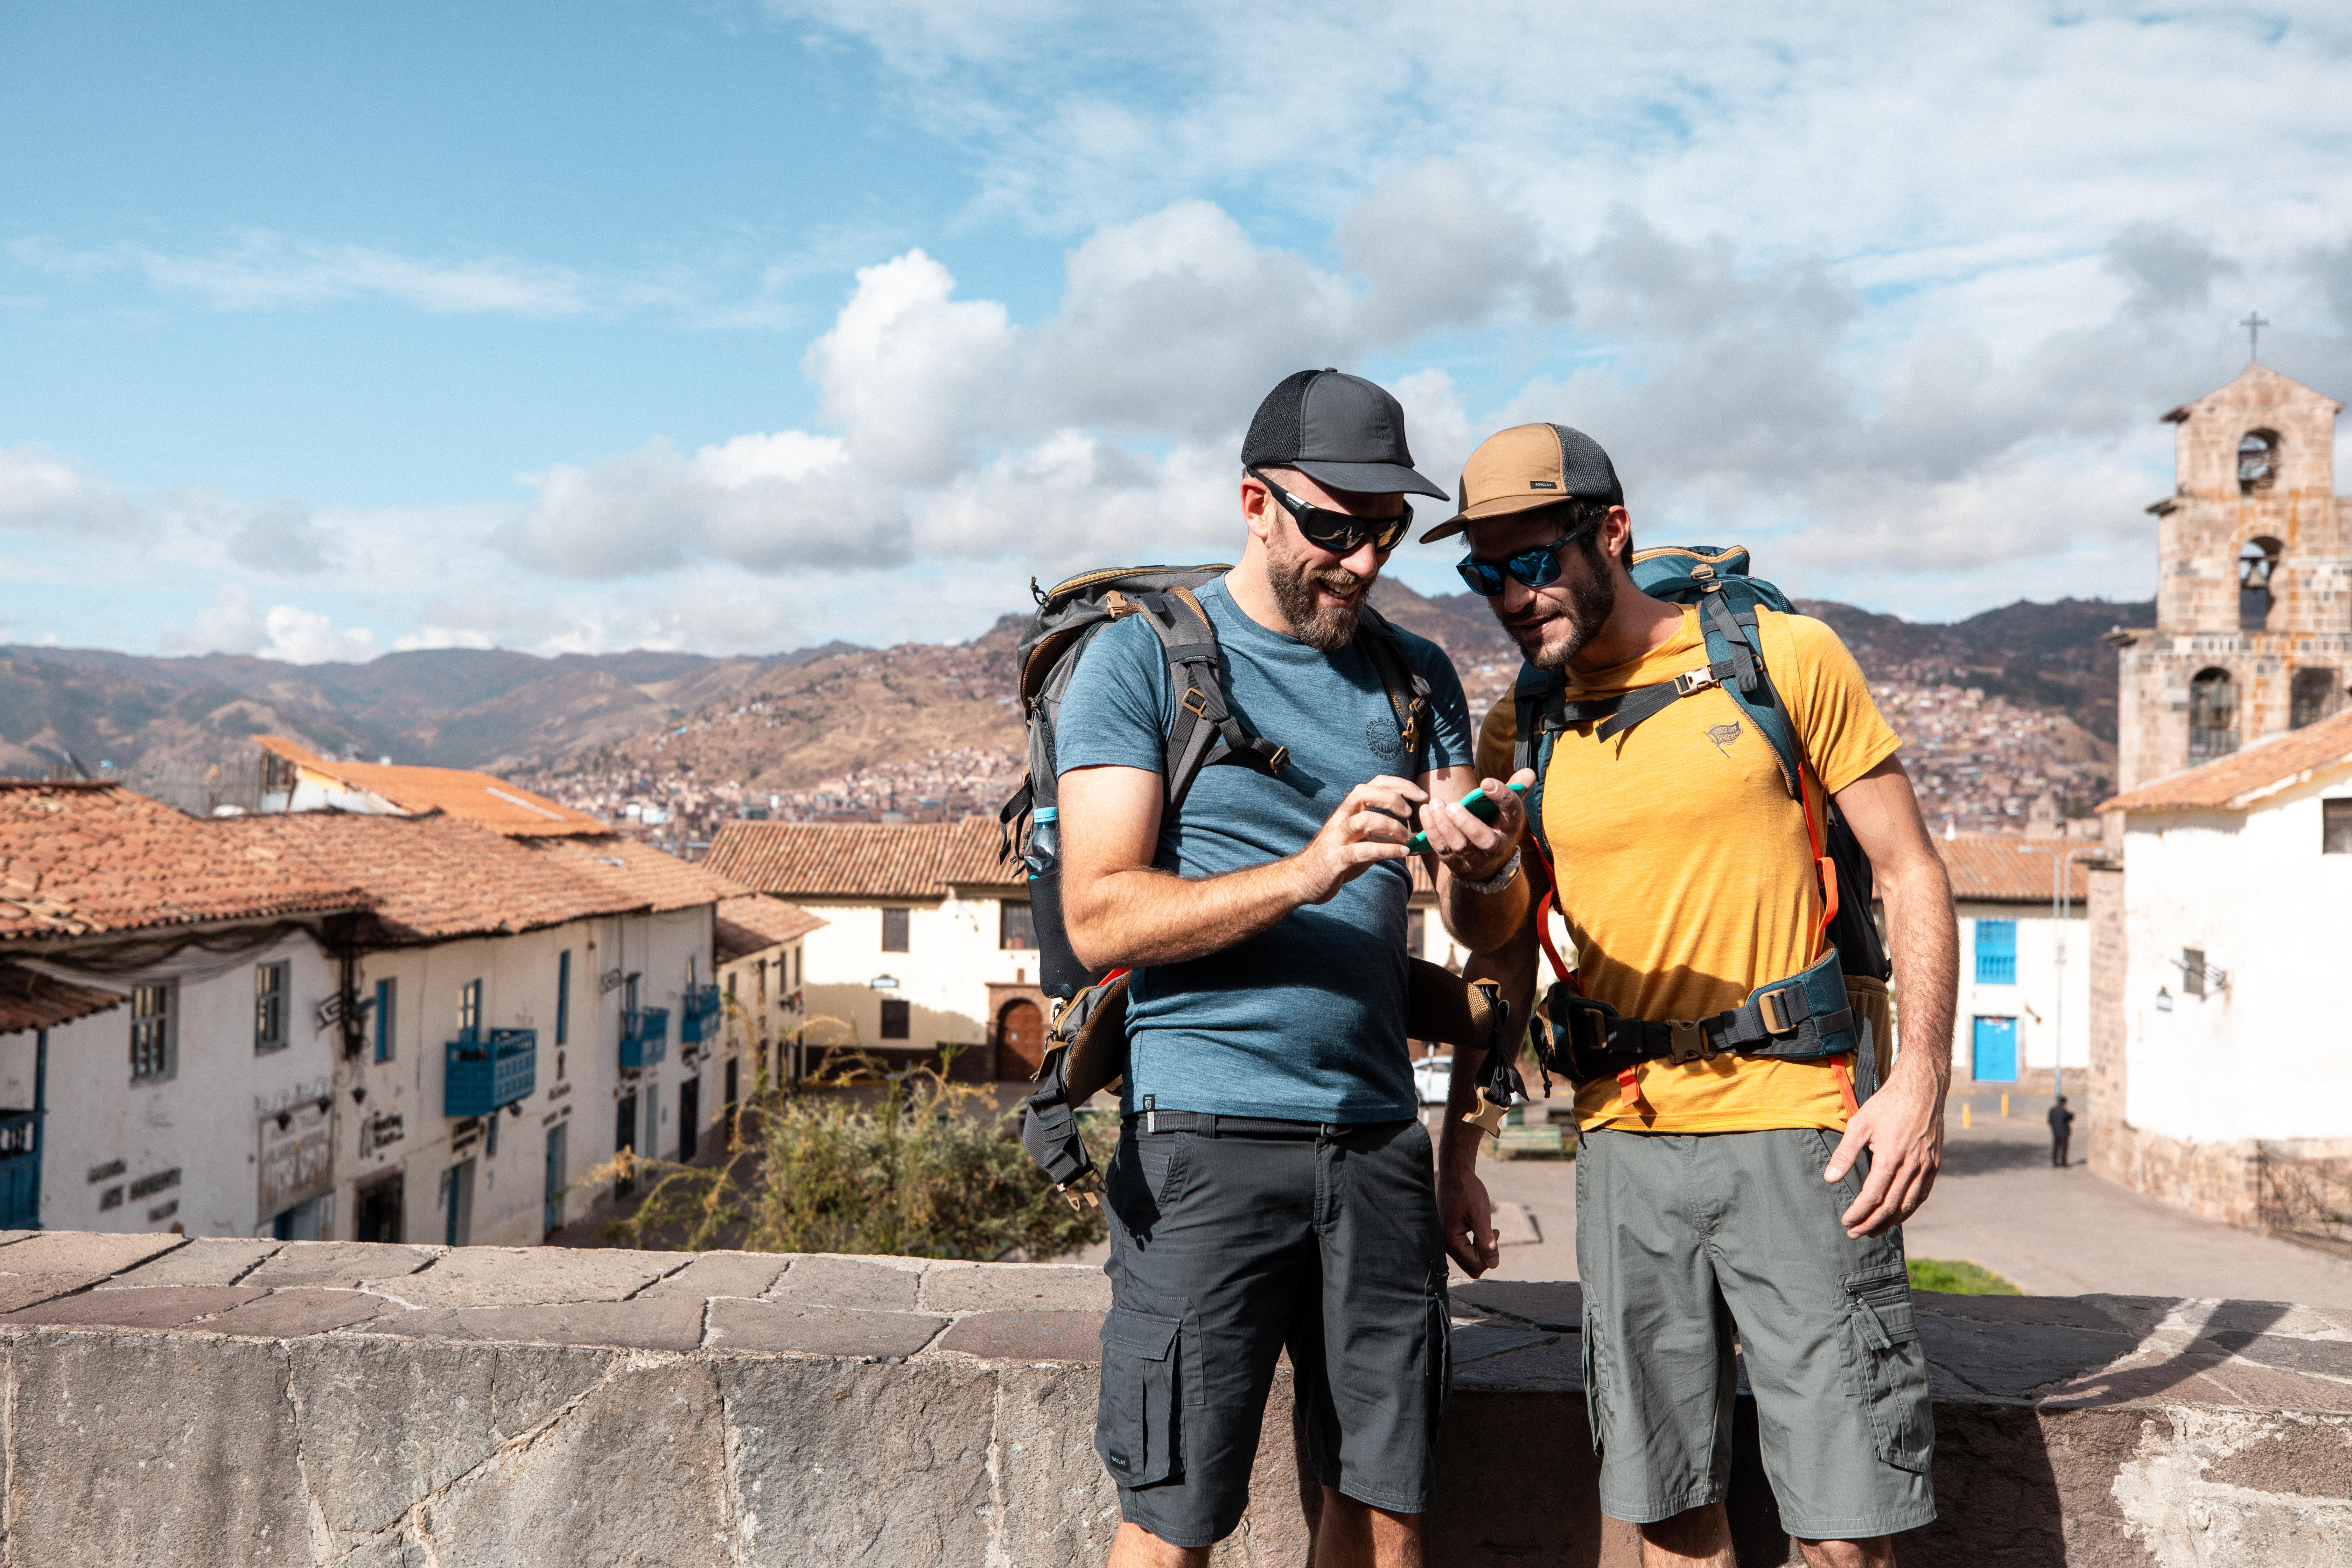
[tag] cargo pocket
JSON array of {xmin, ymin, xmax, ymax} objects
[
  {"xmin": 1424, "ymin": 1289, "xmax": 1453, "ymax": 1447},
  {"xmin": 1097, "ymin": 1308, "xmax": 1183, "ymax": 1488},
  {"xmin": 1842, "ymin": 1265, "xmax": 1934, "ymax": 1473}
]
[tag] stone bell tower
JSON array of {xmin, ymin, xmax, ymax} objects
[{"xmin": 2113, "ymin": 362, "xmax": 2352, "ymax": 792}]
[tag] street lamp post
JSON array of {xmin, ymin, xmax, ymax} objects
[{"xmin": 2017, "ymin": 841, "xmax": 2104, "ymax": 1102}]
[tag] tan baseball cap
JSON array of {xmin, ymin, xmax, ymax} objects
[{"xmin": 1418, "ymin": 422, "xmax": 1624, "ymax": 542}]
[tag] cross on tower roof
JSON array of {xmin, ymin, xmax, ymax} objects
[{"xmin": 2239, "ymin": 310, "xmax": 2270, "ymax": 362}]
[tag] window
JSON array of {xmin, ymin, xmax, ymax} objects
[
  {"xmin": 254, "ymin": 961, "xmax": 288, "ymax": 1054},
  {"xmin": 2239, "ymin": 538, "xmax": 2281, "ymax": 630},
  {"xmin": 459, "ymin": 978, "xmax": 482, "ymax": 1040},
  {"xmin": 2292, "ymin": 669, "xmax": 2342, "ymax": 731},
  {"xmin": 793, "ymin": 948, "xmax": 801, "ymax": 988},
  {"xmin": 2326, "ymin": 800, "xmax": 2352, "ymax": 855},
  {"xmin": 1000, "ymin": 899, "xmax": 1036, "ymax": 951},
  {"xmin": 880, "ymin": 997, "xmax": 910, "ymax": 1040},
  {"xmin": 1974, "ymin": 919, "xmax": 2017, "ymax": 985},
  {"xmin": 2190, "ymin": 668, "xmax": 2238, "ymax": 762},
  {"xmin": 2183, "ymin": 947, "xmax": 2207, "ymax": 999},
  {"xmin": 881, "ymin": 908, "xmax": 910, "ymax": 952},
  {"xmin": 555, "ymin": 950, "xmax": 571, "ymax": 1046},
  {"xmin": 2238, "ymin": 429, "xmax": 2279, "ymax": 493},
  {"xmin": 130, "ymin": 982, "xmax": 175, "ymax": 1084},
  {"xmin": 373, "ymin": 978, "xmax": 396, "ymax": 1063}
]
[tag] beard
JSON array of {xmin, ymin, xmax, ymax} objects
[
  {"xmin": 1507, "ymin": 540, "xmax": 1618, "ymax": 672},
  {"xmin": 1268, "ymin": 542, "xmax": 1370, "ymax": 651}
]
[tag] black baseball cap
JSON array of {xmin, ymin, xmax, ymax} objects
[{"xmin": 1242, "ymin": 369, "xmax": 1449, "ymax": 500}]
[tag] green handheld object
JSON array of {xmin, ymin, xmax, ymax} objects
[{"xmin": 1408, "ymin": 779, "xmax": 1529, "ymax": 853}]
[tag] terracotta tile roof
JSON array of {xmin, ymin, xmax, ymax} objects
[
  {"xmin": 715, "ymin": 896, "xmax": 828, "ymax": 963},
  {"xmin": 0, "ymin": 782, "xmax": 368, "ymax": 943},
  {"xmin": 0, "ymin": 963, "xmax": 125, "ymax": 1035},
  {"xmin": 517, "ymin": 835, "xmax": 746, "ymax": 914},
  {"xmin": 705, "ymin": 819, "xmax": 1020, "ymax": 899},
  {"xmin": 257, "ymin": 736, "xmax": 604, "ymax": 837},
  {"xmin": 2101, "ymin": 709, "xmax": 2352, "ymax": 814},
  {"xmin": 221, "ymin": 813, "xmax": 646, "ymax": 941},
  {"xmin": 1934, "ymin": 834, "xmax": 2105, "ymax": 904}
]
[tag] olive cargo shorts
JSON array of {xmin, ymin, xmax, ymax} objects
[
  {"xmin": 1096, "ymin": 1118, "xmax": 1449, "ymax": 1549},
  {"xmin": 1577, "ymin": 1128, "xmax": 1937, "ymax": 1541}
]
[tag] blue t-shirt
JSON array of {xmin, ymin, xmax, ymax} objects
[{"xmin": 1053, "ymin": 576, "xmax": 1472, "ymax": 1122}]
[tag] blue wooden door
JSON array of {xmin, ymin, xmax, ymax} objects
[{"xmin": 1972, "ymin": 1016, "xmax": 2018, "ymax": 1082}]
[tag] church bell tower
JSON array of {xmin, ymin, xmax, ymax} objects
[{"xmin": 2113, "ymin": 362, "xmax": 2352, "ymax": 792}]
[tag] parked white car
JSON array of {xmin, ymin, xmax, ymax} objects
[{"xmin": 1412, "ymin": 1054, "xmax": 1452, "ymax": 1106}]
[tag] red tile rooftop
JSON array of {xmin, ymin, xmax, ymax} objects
[
  {"xmin": 0, "ymin": 962, "xmax": 125, "ymax": 1035},
  {"xmin": 706, "ymin": 819, "xmax": 1020, "ymax": 899},
  {"xmin": 257, "ymin": 736, "xmax": 604, "ymax": 837}
]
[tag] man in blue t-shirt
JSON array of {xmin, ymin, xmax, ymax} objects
[{"xmin": 1057, "ymin": 369, "xmax": 1532, "ymax": 1567}]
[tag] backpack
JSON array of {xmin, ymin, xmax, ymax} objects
[
  {"xmin": 1512, "ymin": 545, "xmax": 1892, "ymax": 1111},
  {"xmin": 999, "ymin": 564, "xmax": 1438, "ymax": 1202}
]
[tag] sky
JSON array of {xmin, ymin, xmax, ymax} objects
[{"xmin": 4, "ymin": 1, "xmax": 2351, "ymax": 664}]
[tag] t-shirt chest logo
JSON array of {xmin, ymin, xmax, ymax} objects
[
  {"xmin": 1365, "ymin": 718, "xmax": 1404, "ymax": 758},
  {"xmin": 1705, "ymin": 720, "xmax": 1742, "ymax": 757}
]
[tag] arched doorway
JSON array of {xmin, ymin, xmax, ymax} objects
[
  {"xmin": 997, "ymin": 998, "xmax": 1045, "ymax": 1079},
  {"xmin": 2190, "ymin": 667, "xmax": 2238, "ymax": 762}
]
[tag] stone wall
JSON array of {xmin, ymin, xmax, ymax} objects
[{"xmin": 0, "ymin": 1231, "xmax": 2348, "ymax": 1566}]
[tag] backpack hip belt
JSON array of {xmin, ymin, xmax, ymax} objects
[{"xmin": 1544, "ymin": 948, "xmax": 1857, "ymax": 1085}]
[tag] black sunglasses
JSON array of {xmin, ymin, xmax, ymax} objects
[
  {"xmin": 1455, "ymin": 523, "xmax": 1601, "ymax": 597},
  {"xmin": 1246, "ymin": 466, "xmax": 1411, "ymax": 554}
]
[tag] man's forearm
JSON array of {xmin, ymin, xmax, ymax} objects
[
  {"xmin": 1069, "ymin": 856, "xmax": 1315, "ymax": 970},
  {"xmin": 1437, "ymin": 931, "xmax": 1539, "ymax": 1176},
  {"xmin": 1438, "ymin": 865, "xmax": 1530, "ymax": 957},
  {"xmin": 1880, "ymin": 858, "xmax": 1958, "ymax": 1095}
]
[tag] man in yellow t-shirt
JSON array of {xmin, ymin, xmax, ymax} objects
[{"xmin": 1423, "ymin": 424, "xmax": 1958, "ymax": 1567}]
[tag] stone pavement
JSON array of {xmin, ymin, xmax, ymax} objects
[
  {"xmin": 1447, "ymin": 1091, "xmax": 2352, "ymax": 1307},
  {"xmin": 2, "ymin": 1228, "xmax": 2350, "ymax": 1564}
]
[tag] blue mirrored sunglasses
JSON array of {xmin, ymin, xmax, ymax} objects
[{"xmin": 1455, "ymin": 524, "xmax": 1599, "ymax": 597}]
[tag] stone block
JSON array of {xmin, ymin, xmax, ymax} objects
[
  {"xmin": 769, "ymin": 1253, "xmax": 924, "ymax": 1312},
  {"xmin": 0, "ymin": 1231, "xmax": 185, "ymax": 1276},
  {"xmin": 640, "ymin": 1249, "xmax": 792, "ymax": 1301},
  {"xmin": 366, "ymin": 1296, "xmax": 709, "ymax": 1352},
  {"xmin": 1448, "ymin": 1321, "xmax": 1555, "ymax": 1368},
  {"xmin": 1450, "ymin": 1278, "xmax": 1582, "ymax": 1330},
  {"xmin": 375, "ymin": 1245, "xmax": 680, "ymax": 1307},
  {"xmin": 202, "ymin": 1288, "xmax": 392, "ymax": 1339},
  {"xmin": 1451, "ymin": 1334, "xmax": 1582, "ymax": 1395},
  {"xmin": 918, "ymin": 1260, "xmax": 1110, "ymax": 1313},
  {"xmin": 0, "ymin": 1284, "xmax": 267, "ymax": 1331},
  {"xmin": 7, "ymin": 1330, "xmax": 309, "ymax": 1567},
  {"xmin": 707, "ymin": 1297, "xmax": 944, "ymax": 1359},
  {"xmin": 0, "ymin": 1274, "xmax": 105, "ymax": 1314},
  {"xmin": 240, "ymin": 1240, "xmax": 433, "ymax": 1289},
  {"xmin": 718, "ymin": 1357, "xmax": 995, "ymax": 1567},
  {"xmin": 992, "ymin": 1363, "xmax": 1124, "ymax": 1567},
  {"xmin": 1428, "ymin": 1388, "xmax": 1614, "ymax": 1565},
  {"xmin": 285, "ymin": 1337, "xmax": 612, "ymax": 1545},
  {"xmin": 416, "ymin": 1361, "xmax": 736, "ymax": 1568},
  {"xmin": 107, "ymin": 1236, "xmax": 282, "ymax": 1287},
  {"xmin": 935, "ymin": 1310, "xmax": 1104, "ymax": 1363},
  {"xmin": 1919, "ymin": 1316, "xmax": 2140, "ymax": 1400}
]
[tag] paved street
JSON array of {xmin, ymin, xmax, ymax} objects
[{"xmin": 1446, "ymin": 1092, "xmax": 2352, "ymax": 1308}]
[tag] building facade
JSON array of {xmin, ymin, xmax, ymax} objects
[{"xmin": 713, "ymin": 895, "xmax": 825, "ymax": 1100}]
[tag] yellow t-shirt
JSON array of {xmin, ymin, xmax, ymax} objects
[{"xmin": 1476, "ymin": 604, "xmax": 1900, "ymax": 1133}]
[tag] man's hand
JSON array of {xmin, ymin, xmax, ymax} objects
[
  {"xmin": 1419, "ymin": 767, "xmax": 1536, "ymax": 884},
  {"xmin": 1823, "ymin": 1072, "xmax": 1945, "ymax": 1237},
  {"xmin": 1287, "ymin": 774, "xmax": 1425, "ymax": 905},
  {"xmin": 1438, "ymin": 1166, "xmax": 1501, "ymax": 1278}
]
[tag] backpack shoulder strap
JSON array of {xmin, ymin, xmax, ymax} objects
[
  {"xmin": 1513, "ymin": 662, "xmax": 1564, "ymax": 861},
  {"xmin": 1696, "ymin": 590, "xmax": 1804, "ymax": 799},
  {"xmin": 1354, "ymin": 605, "xmax": 1432, "ymax": 771},
  {"xmin": 1136, "ymin": 589, "xmax": 1288, "ymax": 808}
]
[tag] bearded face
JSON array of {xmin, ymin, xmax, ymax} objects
[
  {"xmin": 1265, "ymin": 524, "xmax": 1372, "ymax": 651},
  {"xmin": 1506, "ymin": 534, "xmax": 1619, "ymax": 673}
]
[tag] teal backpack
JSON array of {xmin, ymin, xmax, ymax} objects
[{"xmin": 1511, "ymin": 545, "xmax": 1890, "ymax": 1104}]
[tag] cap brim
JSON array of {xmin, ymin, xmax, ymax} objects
[
  {"xmin": 1290, "ymin": 458, "xmax": 1450, "ymax": 501},
  {"xmin": 1415, "ymin": 488, "xmax": 1582, "ymax": 544}
]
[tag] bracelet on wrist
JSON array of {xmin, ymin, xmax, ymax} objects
[{"xmin": 1460, "ymin": 848, "xmax": 1522, "ymax": 896}]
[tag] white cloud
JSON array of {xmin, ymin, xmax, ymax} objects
[
  {"xmin": 0, "ymin": 445, "xmax": 141, "ymax": 533},
  {"xmin": 805, "ymin": 250, "xmax": 1016, "ymax": 484},
  {"xmin": 12, "ymin": 233, "xmax": 595, "ymax": 318},
  {"xmin": 156, "ymin": 586, "xmax": 377, "ymax": 662}
]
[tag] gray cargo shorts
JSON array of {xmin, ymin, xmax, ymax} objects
[
  {"xmin": 1097, "ymin": 1115, "xmax": 1449, "ymax": 1549},
  {"xmin": 1577, "ymin": 1127, "xmax": 1937, "ymax": 1541}
]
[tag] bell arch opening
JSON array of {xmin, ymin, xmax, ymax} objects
[
  {"xmin": 2238, "ymin": 429, "xmax": 2280, "ymax": 494},
  {"xmin": 2239, "ymin": 536, "xmax": 2282, "ymax": 630}
]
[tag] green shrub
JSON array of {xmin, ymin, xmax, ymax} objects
[
  {"xmin": 1907, "ymin": 1257, "xmax": 2021, "ymax": 1295},
  {"xmin": 593, "ymin": 1041, "xmax": 1113, "ymax": 1261}
]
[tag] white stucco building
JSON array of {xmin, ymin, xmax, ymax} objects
[
  {"xmin": 713, "ymin": 895, "xmax": 825, "ymax": 1096},
  {"xmin": 1934, "ymin": 834, "xmax": 2099, "ymax": 1091},
  {"xmin": 2093, "ymin": 710, "xmax": 2352, "ymax": 1233}
]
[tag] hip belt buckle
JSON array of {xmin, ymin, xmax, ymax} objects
[
  {"xmin": 1666, "ymin": 1018, "xmax": 1707, "ymax": 1064},
  {"xmin": 1757, "ymin": 986, "xmax": 1799, "ymax": 1036}
]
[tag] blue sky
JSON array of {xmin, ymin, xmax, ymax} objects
[{"xmin": 5, "ymin": 1, "xmax": 2351, "ymax": 662}]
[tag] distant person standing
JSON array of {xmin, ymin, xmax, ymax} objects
[{"xmin": 2049, "ymin": 1096, "xmax": 2074, "ymax": 1168}]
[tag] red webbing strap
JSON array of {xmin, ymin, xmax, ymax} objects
[
  {"xmin": 1528, "ymin": 836, "xmax": 1571, "ymax": 983},
  {"xmin": 1616, "ymin": 1064, "xmax": 1650, "ymax": 1118},
  {"xmin": 1832, "ymin": 1055, "xmax": 1860, "ymax": 1118}
]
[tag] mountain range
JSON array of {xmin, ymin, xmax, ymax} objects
[{"xmin": 0, "ymin": 587, "xmax": 2154, "ymax": 793}]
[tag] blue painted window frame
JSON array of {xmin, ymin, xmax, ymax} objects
[
  {"xmin": 555, "ymin": 950, "xmax": 570, "ymax": 1047},
  {"xmin": 374, "ymin": 978, "xmax": 396, "ymax": 1063},
  {"xmin": 1974, "ymin": 919, "xmax": 2017, "ymax": 985}
]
